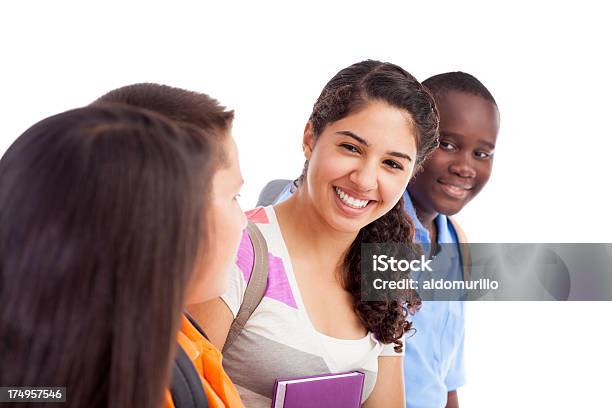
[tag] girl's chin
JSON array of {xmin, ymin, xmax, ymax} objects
[{"xmin": 323, "ymin": 210, "xmax": 378, "ymax": 235}]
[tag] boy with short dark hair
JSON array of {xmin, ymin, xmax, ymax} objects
[
  {"xmin": 93, "ymin": 83, "xmax": 245, "ymax": 408},
  {"xmin": 403, "ymin": 72, "xmax": 500, "ymax": 408},
  {"xmin": 95, "ymin": 82, "xmax": 234, "ymax": 138}
]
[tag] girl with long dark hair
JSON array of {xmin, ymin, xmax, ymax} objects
[{"xmin": 0, "ymin": 103, "xmax": 245, "ymax": 408}]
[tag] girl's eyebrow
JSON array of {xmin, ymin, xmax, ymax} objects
[
  {"xmin": 335, "ymin": 130, "xmax": 412, "ymax": 162},
  {"xmin": 335, "ymin": 130, "xmax": 369, "ymax": 146},
  {"xmin": 388, "ymin": 151, "xmax": 412, "ymax": 162}
]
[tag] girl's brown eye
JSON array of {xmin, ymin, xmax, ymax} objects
[
  {"xmin": 384, "ymin": 159, "xmax": 403, "ymax": 170},
  {"xmin": 341, "ymin": 143, "xmax": 360, "ymax": 153}
]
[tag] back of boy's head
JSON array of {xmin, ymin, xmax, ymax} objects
[
  {"xmin": 423, "ymin": 71, "xmax": 497, "ymax": 108},
  {"xmin": 94, "ymin": 83, "xmax": 234, "ymax": 136}
]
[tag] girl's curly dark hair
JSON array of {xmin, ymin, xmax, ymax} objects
[{"xmin": 298, "ymin": 60, "xmax": 440, "ymax": 352}]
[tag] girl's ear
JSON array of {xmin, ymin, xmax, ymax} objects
[{"xmin": 302, "ymin": 122, "xmax": 315, "ymax": 160}]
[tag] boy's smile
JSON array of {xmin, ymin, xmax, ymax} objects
[
  {"xmin": 409, "ymin": 90, "xmax": 499, "ymax": 218},
  {"xmin": 437, "ymin": 179, "xmax": 474, "ymax": 200}
]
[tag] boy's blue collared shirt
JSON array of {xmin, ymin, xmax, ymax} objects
[{"xmin": 402, "ymin": 190, "xmax": 466, "ymax": 408}]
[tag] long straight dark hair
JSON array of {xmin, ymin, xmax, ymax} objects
[{"xmin": 0, "ymin": 105, "xmax": 212, "ymax": 407}]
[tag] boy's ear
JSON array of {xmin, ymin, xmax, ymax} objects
[{"xmin": 302, "ymin": 122, "xmax": 315, "ymax": 160}]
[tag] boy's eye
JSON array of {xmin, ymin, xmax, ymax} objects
[
  {"xmin": 340, "ymin": 143, "xmax": 360, "ymax": 154},
  {"xmin": 384, "ymin": 159, "xmax": 404, "ymax": 170},
  {"xmin": 439, "ymin": 141, "xmax": 456, "ymax": 151},
  {"xmin": 474, "ymin": 151, "xmax": 493, "ymax": 159}
]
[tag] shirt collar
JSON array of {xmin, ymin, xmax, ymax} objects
[{"xmin": 402, "ymin": 190, "xmax": 456, "ymax": 244}]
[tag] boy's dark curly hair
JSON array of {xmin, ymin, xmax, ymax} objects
[{"xmin": 299, "ymin": 60, "xmax": 440, "ymax": 352}]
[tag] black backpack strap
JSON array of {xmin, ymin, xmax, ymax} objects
[
  {"xmin": 170, "ymin": 345, "xmax": 209, "ymax": 408},
  {"xmin": 184, "ymin": 312, "xmax": 209, "ymax": 340}
]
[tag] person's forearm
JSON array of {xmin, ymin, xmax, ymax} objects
[
  {"xmin": 362, "ymin": 356, "xmax": 405, "ymax": 407},
  {"xmin": 445, "ymin": 390, "xmax": 459, "ymax": 408}
]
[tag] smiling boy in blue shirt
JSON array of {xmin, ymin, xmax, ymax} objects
[{"xmin": 404, "ymin": 72, "xmax": 500, "ymax": 408}]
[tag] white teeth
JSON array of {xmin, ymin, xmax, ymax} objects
[{"xmin": 334, "ymin": 187, "xmax": 369, "ymax": 209}]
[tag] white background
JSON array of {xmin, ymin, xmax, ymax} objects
[{"xmin": 1, "ymin": 1, "xmax": 611, "ymax": 406}]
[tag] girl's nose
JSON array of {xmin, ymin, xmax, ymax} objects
[{"xmin": 349, "ymin": 161, "xmax": 378, "ymax": 191}]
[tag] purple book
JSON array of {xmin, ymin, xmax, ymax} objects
[{"xmin": 271, "ymin": 371, "xmax": 365, "ymax": 408}]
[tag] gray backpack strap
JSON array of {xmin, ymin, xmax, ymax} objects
[
  {"xmin": 222, "ymin": 220, "xmax": 269, "ymax": 353},
  {"xmin": 256, "ymin": 179, "xmax": 292, "ymax": 206},
  {"xmin": 449, "ymin": 217, "xmax": 471, "ymax": 281}
]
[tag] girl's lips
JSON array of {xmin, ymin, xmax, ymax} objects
[
  {"xmin": 334, "ymin": 185, "xmax": 377, "ymax": 202},
  {"xmin": 438, "ymin": 180, "xmax": 471, "ymax": 199},
  {"xmin": 332, "ymin": 186, "xmax": 373, "ymax": 217}
]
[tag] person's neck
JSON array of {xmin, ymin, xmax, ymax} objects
[
  {"xmin": 412, "ymin": 200, "xmax": 439, "ymax": 243},
  {"xmin": 273, "ymin": 189, "xmax": 357, "ymax": 273}
]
